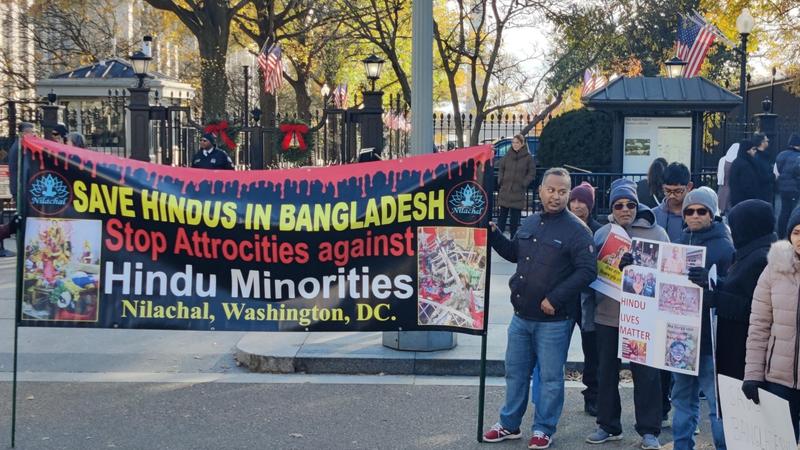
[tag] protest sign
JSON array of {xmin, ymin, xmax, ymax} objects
[
  {"xmin": 16, "ymin": 136, "xmax": 492, "ymax": 333},
  {"xmin": 718, "ymin": 374, "xmax": 796, "ymax": 450},
  {"xmin": 590, "ymin": 224, "xmax": 631, "ymax": 300},
  {"xmin": 618, "ymin": 238, "xmax": 706, "ymax": 375},
  {"xmin": 0, "ymin": 165, "xmax": 10, "ymax": 199}
]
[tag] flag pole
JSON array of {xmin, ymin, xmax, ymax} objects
[
  {"xmin": 477, "ymin": 153, "xmax": 494, "ymax": 442},
  {"xmin": 11, "ymin": 136, "xmax": 30, "ymax": 448}
]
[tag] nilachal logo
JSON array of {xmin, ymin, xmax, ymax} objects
[
  {"xmin": 29, "ymin": 171, "xmax": 71, "ymax": 215},
  {"xmin": 446, "ymin": 181, "xmax": 488, "ymax": 225}
]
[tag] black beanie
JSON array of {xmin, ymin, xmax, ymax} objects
[
  {"xmin": 202, "ymin": 133, "xmax": 216, "ymax": 145},
  {"xmin": 728, "ymin": 199, "xmax": 774, "ymax": 249},
  {"xmin": 788, "ymin": 206, "xmax": 800, "ymax": 239}
]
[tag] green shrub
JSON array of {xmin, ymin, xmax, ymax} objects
[{"xmin": 537, "ymin": 108, "xmax": 612, "ymax": 170}]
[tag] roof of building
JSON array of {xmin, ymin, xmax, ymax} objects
[
  {"xmin": 582, "ymin": 76, "xmax": 742, "ymax": 112},
  {"xmin": 48, "ymin": 57, "xmax": 178, "ymax": 81}
]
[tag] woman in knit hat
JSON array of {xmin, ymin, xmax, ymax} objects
[
  {"xmin": 743, "ymin": 206, "xmax": 800, "ymax": 441},
  {"xmin": 569, "ymin": 181, "xmax": 601, "ymax": 233},
  {"xmin": 568, "ymin": 181, "xmax": 601, "ymax": 416}
]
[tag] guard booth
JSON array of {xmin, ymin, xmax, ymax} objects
[{"xmin": 582, "ymin": 77, "xmax": 741, "ymax": 175}]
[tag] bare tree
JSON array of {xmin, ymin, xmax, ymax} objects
[{"xmin": 434, "ymin": 0, "xmax": 625, "ymax": 145}]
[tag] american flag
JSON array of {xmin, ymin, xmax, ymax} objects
[
  {"xmin": 332, "ymin": 84, "xmax": 348, "ymax": 109},
  {"xmin": 258, "ymin": 43, "xmax": 284, "ymax": 94},
  {"xmin": 581, "ymin": 69, "xmax": 608, "ymax": 97},
  {"xmin": 676, "ymin": 15, "xmax": 716, "ymax": 77}
]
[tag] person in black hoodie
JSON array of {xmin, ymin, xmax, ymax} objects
[
  {"xmin": 729, "ymin": 137, "xmax": 775, "ymax": 207},
  {"xmin": 674, "ymin": 187, "xmax": 735, "ymax": 450},
  {"xmin": 714, "ymin": 199, "xmax": 777, "ymax": 380}
]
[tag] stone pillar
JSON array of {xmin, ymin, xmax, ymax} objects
[
  {"xmin": 40, "ymin": 104, "xmax": 64, "ymax": 136},
  {"xmin": 127, "ymin": 87, "xmax": 151, "ymax": 162},
  {"xmin": 755, "ymin": 112, "xmax": 779, "ymax": 161},
  {"xmin": 359, "ymin": 91, "xmax": 384, "ymax": 153}
]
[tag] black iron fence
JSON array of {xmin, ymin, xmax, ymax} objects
[{"xmin": 495, "ymin": 168, "xmax": 719, "ymax": 220}]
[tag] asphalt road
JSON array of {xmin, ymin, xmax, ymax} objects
[{"xmin": 0, "ymin": 381, "xmax": 714, "ymax": 450}]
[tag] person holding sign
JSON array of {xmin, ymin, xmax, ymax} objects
[
  {"xmin": 673, "ymin": 187, "xmax": 734, "ymax": 450},
  {"xmin": 743, "ymin": 207, "xmax": 800, "ymax": 441},
  {"xmin": 483, "ymin": 168, "xmax": 596, "ymax": 450},
  {"xmin": 587, "ymin": 179, "xmax": 668, "ymax": 450}
]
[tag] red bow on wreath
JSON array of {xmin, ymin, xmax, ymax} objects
[
  {"xmin": 279, "ymin": 123, "xmax": 309, "ymax": 151},
  {"xmin": 204, "ymin": 121, "xmax": 237, "ymax": 151}
]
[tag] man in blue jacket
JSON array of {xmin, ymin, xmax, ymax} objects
[
  {"xmin": 776, "ymin": 133, "xmax": 800, "ymax": 238},
  {"xmin": 675, "ymin": 187, "xmax": 734, "ymax": 450},
  {"xmin": 191, "ymin": 133, "xmax": 234, "ymax": 170},
  {"xmin": 483, "ymin": 167, "xmax": 596, "ymax": 449}
]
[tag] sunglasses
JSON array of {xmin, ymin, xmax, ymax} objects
[
  {"xmin": 51, "ymin": 132, "xmax": 60, "ymax": 136},
  {"xmin": 684, "ymin": 207, "xmax": 709, "ymax": 217},
  {"xmin": 613, "ymin": 202, "xmax": 637, "ymax": 211}
]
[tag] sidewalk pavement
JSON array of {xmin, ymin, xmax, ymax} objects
[{"xmin": 0, "ymin": 236, "xmax": 587, "ymax": 377}]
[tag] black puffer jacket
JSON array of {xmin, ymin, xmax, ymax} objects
[
  {"xmin": 729, "ymin": 147, "xmax": 774, "ymax": 206},
  {"xmin": 715, "ymin": 200, "xmax": 776, "ymax": 379},
  {"xmin": 776, "ymin": 147, "xmax": 800, "ymax": 194},
  {"xmin": 492, "ymin": 208, "xmax": 596, "ymax": 321},
  {"xmin": 679, "ymin": 219, "xmax": 734, "ymax": 355}
]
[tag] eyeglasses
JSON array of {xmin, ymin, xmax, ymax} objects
[
  {"xmin": 613, "ymin": 202, "xmax": 637, "ymax": 211},
  {"xmin": 684, "ymin": 207, "xmax": 709, "ymax": 217},
  {"xmin": 663, "ymin": 187, "xmax": 686, "ymax": 197}
]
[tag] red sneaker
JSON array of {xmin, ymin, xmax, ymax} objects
[
  {"xmin": 483, "ymin": 423, "xmax": 522, "ymax": 442},
  {"xmin": 528, "ymin": 431, "xmax": 552, "ymax": 449}
]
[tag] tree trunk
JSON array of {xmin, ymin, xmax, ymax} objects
[
  {"xmin": 470, "ymin": 113, "xmax": 484, "ymax": 146},
  {"xmin": 197, "ymin": 35, "xmax": 229, "ymax": 121},
  {"xmin": 290, "ymin": 72, "xmax": 312, "ymax": 122}
]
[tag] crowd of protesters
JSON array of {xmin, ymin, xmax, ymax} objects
[
  {"xmin": 484, "ymin": 133, "xmax": 800, "ymax": 450},
  {"xmin": 3, "ymin": 121, "xmax": 800, "ymax": 450}
]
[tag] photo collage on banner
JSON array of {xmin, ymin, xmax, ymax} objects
[
  {"xmin": 17, "ymin": 136, "xmax": 493, "ymax": 334},
  {"xmin": 417, "ymin": 226, "xmax": 487, "ymax": 330},
  {"xmin": 589, "ymin": 224, "xmax": 631, "ymax": 300},
  {"xmin": 618, "ymin": 238, "xmax": 706, "ymax": 375}
]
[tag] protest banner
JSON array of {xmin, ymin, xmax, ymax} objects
[
  {"xmin": 618, "ymin": 238, "xmax": 706, "ymax": 375},
  {"xmin": 718, "ymin": 374, "xmax": 796, "ymax": 450},
  {"xmin": 15, "ymin": 136, "xmax": 493, "ymax": 334},
  {"xmin": 589, "ymin": 224, "xmax": 631, "ymax": 300}
]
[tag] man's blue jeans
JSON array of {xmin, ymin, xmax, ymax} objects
[
  {"xmin": 499, "ymin": 314, "xmax": 573, "ymax": 436},
  {"xmin": 672, "ymin": 352, "xmax": 726, "ymax": 449}
]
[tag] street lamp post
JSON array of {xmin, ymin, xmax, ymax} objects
[
  {"xmin": 664, "ymin": 57, "xmax": 688, "ymax": 79},
  {"xmin": 359, "ymin": 55, "xmax": 386, "ymax": 158},
  {"xmin": 736, "ymin": 8, "xmax": 755, "ymax": 124},
  {"xmin": 362, "ymin": 55, "xmax": 385, "ymax": 92},
  {"xmin": 128, "ymin": 39, "xmax": 154, "ymax": 161},
  {"xmin": 41, "ymin": 89, "xmax": 64, "ymax": 138}
]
